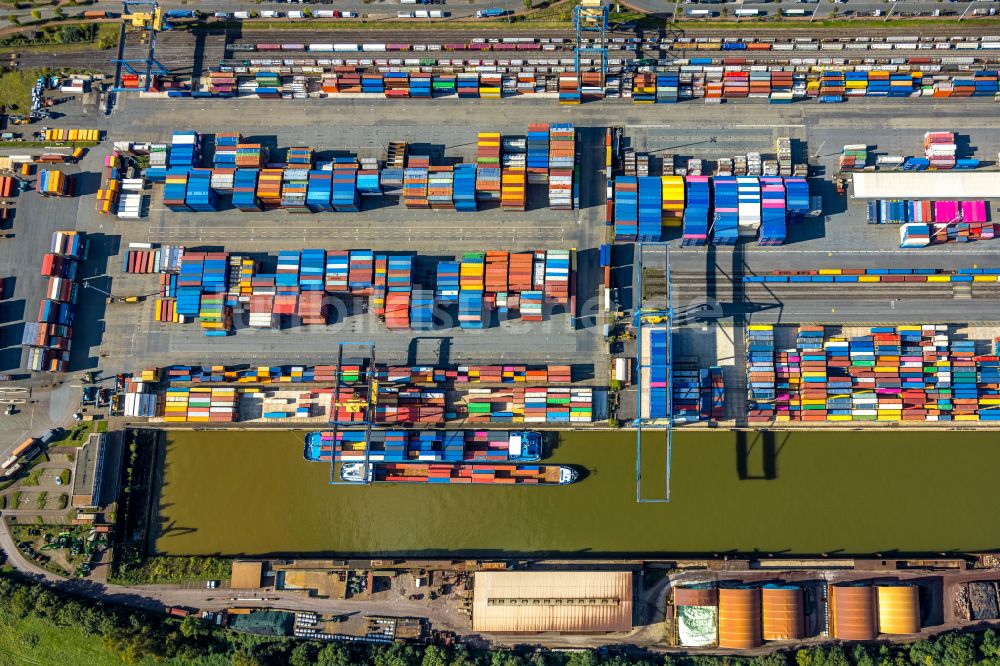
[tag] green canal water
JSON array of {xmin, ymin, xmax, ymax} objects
[{"xmin": 153, "ymin": 429, "xmax": 1000, "ymax": 557}]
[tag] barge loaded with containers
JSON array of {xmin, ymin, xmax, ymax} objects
[
  {"xmin": 340, "ymin": 461, "xmax": 578, "ymax": 485},
  {"xmin": 304, "ymin": 430, "xmax": 543, "ymax": 463}
]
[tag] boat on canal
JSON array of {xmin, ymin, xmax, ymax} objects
[
  {"xmin": 303, "ymin": 429, "xmax": 542, "ymax": 463},
  {"xmin": 340, "ymin": 461, "xmax": 578, "ymax": 485}
]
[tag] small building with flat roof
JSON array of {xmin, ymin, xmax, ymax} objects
[
  {"xmin": 230, "ymin": 561, "xmax": 264, "ymax": 590},
  {"xmin": 473, "ymin": 571, "xmax": 633, "ymax": 633},
  {"xmin": 72, "ymin": 433, "xmax": 116, "ymax": 508}
]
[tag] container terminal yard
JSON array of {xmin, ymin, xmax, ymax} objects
[{"xmin": 5, "ymin": 4, "xmax": 1000, "ymax": 661}]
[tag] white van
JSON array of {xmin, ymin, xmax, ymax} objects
[
  {"xmin": 233, "ymin": 11, "xmax": 252, "ymax": 19},
  {"xmin": 260, "ymin": 10, "xmax": 281, "ymax": 18}
]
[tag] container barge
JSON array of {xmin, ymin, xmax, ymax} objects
[
  {"xmin": 340, "ymin": 461, "xmax": 577, "ymax": 485},
  {"xmin": 304, "ymin": 429, "xmax": 542, "ymax": 463}
]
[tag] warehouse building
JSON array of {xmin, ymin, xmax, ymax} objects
[
  {"xmin": 851, "ymin": 172, "xmax": 1000, "ymax": 200},
  {"xmin": 230, "ymin": 561, "xmax": 265, "ymax": 590},
  {"xmin": 718, "ymin": 587, "xmax": 762, "ymax": 649},
  {"xmin": 472, "ymin": 571, "xmax": 633, "ymax": 633},
  {"xmin": 828, "ymin": 584, "xmax": 878, "ymax": 641},
  {"xmin": 674, "ymin": 585, "xmax": 719, "ymax": 647},
  {"xmin": 761, "ymin": 585, "xmax": 805, "ymax": 642},
  {"xmin": 876, "ymin": 584, "xmax": 921, "ymax": 635},
  {"xmin": 71, "ymin": 433, "xmax": 119, "ymax": 508}
]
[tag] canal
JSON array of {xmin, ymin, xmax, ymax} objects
[{"xmin": 152, "ymin": 429, "xmax": 1000, "ymax": 557}]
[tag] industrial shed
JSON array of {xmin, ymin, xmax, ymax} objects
[
  {"xmin": 851, "ymin": 172, "xmax": 1000, "ymax": 200},
  {"xmin": 674, "ymin": 586, "xmax": 719, "ymax": 648},
  {"xmin": 718, "ymin": 588, "xmax": 763, "ymax": 649},
  {"xmin": 877, "ymin": 585, "xmax": 921, "ymax": 635},
  {"xmin": 472, "ymin": 571, "xmax": 633, "ymax": 633},
  {"xmin": 829, "ymin": 584, "xmax": 877, "ymax": 641},
  {"xmin": 762, "ymin": 585, "xmax": 805, "ymax": 641}
]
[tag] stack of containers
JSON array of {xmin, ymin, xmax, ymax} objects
[
  {"xmin": 435, "ymin": 261, "xmax": 460, "ymax": 303},
  {"xmin": 736, "ymin": 176, "xmax": 762, "ymax": 239},
  {"xmin": 361, "ymin": 74, "xmax": 384, "ymax": 95},
  {"xmin": 428, "ymin": 167, "xmax": 455, "ymax": 209},
  {"xmin": 403, "ymin": 161, "xmax": 430, "ymax": 209},
  {"xmin": 633, "ymin": 73, "xmax": 656, "ymax": 103},
  {"xmin": 543, "ymin": 250, "xmax": 570, "ymax": 305},
  {"xmin": 433, "ymin": 75, "xmax": 457, "ymax": 97},
  {"xmin": 169, "ymin": 131, "xmax": 201, "ymax": 168},
  {"xmin": 672, "ymin": 367, "xmax": 700, "ymax": 423},
  {"xmin": 475, "ymin": 166, "xmax": 501, "ymax": 202},
  {"xmin": 457, "ymin": 73, "xmax": 480, "ymax": 98},
  {"xmin": 235, "ymin": 143, "xmax": 267, "ymax": 168},
  {"xmin": 306, "ymin": 170, "xmax": 334, "ymax": 212},
  {"xmin": 213, "ymin": 132, "xmax": 241, "ymax": 167},
  {"xmin": 819, "ymin": 70, "xmax": 846, "ymax": 102},
  {"xmin": 256, "ymin": 168, "xmax": 284, "ymax": 208},
  {"xmin": 163, "ymin": 168, "xmax": 190, "ymax": 212},
  {"xmin": 501, "ymin": 168, "xmax": 526, "ymax": 211},
  {"xmin": 232, "ymin": 169, "xmax": 261, "ymax": 211},
  {"xmin": 459, "ymin": 253, "xmax": 486, "ymax": 329},
  {"xmin": 38, "ymin": 170, "xmax": 71, "ymax": 197},
  {"xmin": 332, "ymin": 166, "xmax": 361, "ymax": 211},
  {"xmin": 410, "ymin": 73, "xmax": 432, "ymax": 98},
  {"xmin": 484, "ymin": 252, "xmax": 509, "ymax": 295},
  {"xmin": 409, "ymin": 289, "xmax": 435, "ymax": 331},
  {"xmin": 784, "ymin": 177, "xmax": 810, "ymax": 221},
  {"xmin": 476, "ymin": 132, "xmax": 502, "ymax": 167},
  {"xmin": 656, "ymin": 73, "xmax": 679, "ymax": 103},
  {"xmin": 746, "ymin": 325, "xmax": 775, "ymax": 423},
  {"xmin": 384, "ymin": 72, "xmax": 409, "ymax": 98},
  {"xmin": 325, "ymin": 250, "xmax": 349, "ymax": 292},
  {"xmin": 349, "ymin": 250, "xmax": 374, "ymax": 295},
  {"xmin": 839, "ymin": 145, "xmax": 868, "ymax": 171},
  {"xmin": 723, "ymin": 71, "xmax": 749, "ymax": 99},
  {"xmin": 385, "ymin": 290, "xmax": 411, "ymax": 329},
  {"xmin": 711, "ymin": 176, "xmax": 739, "ymax": 245},
  {"xmin": 661, "ymin": 176, "xmax": 684, "ymax": 228},
  {"xmin": 184, "ymin": 169, "xmax": 218, "ymax": 212},
  {"xmin": 299, "ymin": 249, "xmax": 326, "ymax": 293},
  {"xmin": 281, "ymin": 168, "xmax": 310, "ymax": 211},
  {"xmin": 614, "ymin": 176, "xmax": 638, "ymax": 241},
  {"xmin": 558, "ymin": 74, "xmax": 581, "ymax": 104},
  {"xmin": 770, "ymin": 71, "xmax": 794, "ymax": 102},
  {"xmin": 453, "ymin": 164, "xmax": 477, "ymax": 211},
  {"xmin": 924, "ymin": 132, "xmax": 957, "ymax": 169},
  {"xmin": 357, "ymin": 169, "xmax": 382, "ymax": 197},
  {"xmin": 758, "ymin": 177, "xmax": 786, "ymax": 246},
  {"xmin": 637, "ymin": 176, "xmax": 661, "ymax": 242},
  {"xmin": 682, "ymin": 176, "xmax": 709, "ymax": 246},
  {"xmin": 511, "ymin": 289, "xmax": 538, "ymax": 321},
  {"xmin": 649, "ymin": 329, "xmax": 669, "ymax": 419},
  {"xmin": 275, "ymin": 251, "xmax": 300, "ymax": 319},
  {"xmin": 526, "ymin": 124, "xmax": 549, "ymax": 183},
  {"xmin": 701, "ymin": 367, "xmax": 726, "ymax": 422},
  {"xmin": 900, "ymin": 224, "xmax": 931, "ymax": 248}
]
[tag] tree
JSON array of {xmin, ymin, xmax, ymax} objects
[
  {"xmin": 290, "ymin": 642, "xmax": 320, "ymax": 666},
  {"xmin": 527, "ymin": 653, "xmax": 548, "ymax": 666},
  {"xmin": 422, "ymin": 646, "xmax": 449, "ymax": 666},
  {"xmin": 491, "ymin": 651, "xmax": 524, "ymax": 666},
  {"xmin": 565, "ymin": 653, "xmax": 598, "ymax": 666},
  {"xmin": 373, "ymin": 644, "xmax": 420, "ymax": 666},
  {"xmin": 317, "ymin": 643, "xmax": 353, "ymax": 666},
  {"xmin": 941, "ymin": 632, "xmax": 977, "ymax": 666},
  {"xmin": 31, "ymin": 9, "xmax": 41, "ymax": 20},
  {"xmin": 231, "ymin": 651, "xmax": 263, "ymax": 666},
  {"xmin": 523, "ymin": 0, "xmax": 532, "ymax": 10},
  {"xmin": 178, "ymin": 615, "xmax": 209, "ymax": 640},
  {"xmin": 450, "ymin": 645, "xmax": 482, "ymax": 666},
  {"xmin": 983, "ymin": 629, "xmax": 1000, "ymax": 659},
  {"xmin": 851, "ymin": 644, "xmax": 875, "ymax": 666}
]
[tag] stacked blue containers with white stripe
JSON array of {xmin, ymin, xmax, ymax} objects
[
  {"xmin": 682, "ymin": 176, "xmax": 709, "ymax": 246},
  {"xmin": 213, "ymin": 134, "xmax": 239, "ymax": 167},
  {"xmin": 410, "ymin": 76, "xmax": 432, "ymax": 98},
  {"xmin": 410, "ymin": 289, "xmax": 435, "ymax": 331},
  {"xmin": 457, "ymin": 73, "xmax": 479, "ymax": 98},
  {"xmin": 975, "ymin": 72, "xmax": 999, "ymax": 97},
  {"xmin": 453, "ymin": 164, "xmax": 477, "ymax": 211},
  {"xmin": 656, "ymin": 73, "xmax": 679, "ymax": 103},
  {"xmin": 649, "ymin": 329, "xmax": 668, "ymax": 419},
  {"xmin": 277, "ymin": 251, "xmax": 300, "ymax": 290},
  {"xmin": 784, "ymin": 177, "xmax": 810, "ymax": 221},
  {"xmin": 613, "ymin": 176, "xmax": 638, "ymax": 242},
  {"xmin": 436, "ymin": 261, "xmax": 460, "ymax": 303},
  {"xmin": 300, "ymin": 249, "xmax": 326, "ymax": 291},
  {"xmin": 185, "ymin": 169, "xmax": 218, "ymax": 212},
  {"xmin": 459, "ymin": 291, "xmax": 485, "ymax": 329},
  {"xmin": 637, "ymin": 177, "xmax": 662, "ymax": 242},
  {"xmin": 758, "ymin": 177, "xmax": 786, "ymax": 246},
  {"xmin": 711, "ymin": 176, "xmax": 739, "ymax": 245},
  {"xmin": 736, "ymin": 176, "xmax": 761, "ymax": 240},
  {"xmin": 169, "ymin": 131, "xmax": 201, "ymax": 168}
]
